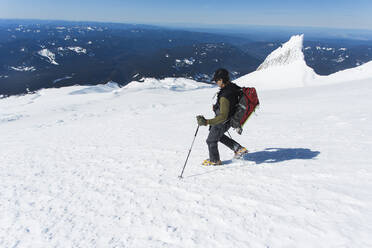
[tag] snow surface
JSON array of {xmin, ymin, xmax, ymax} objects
[
  {"xmin": 10, "ymin": 66, "xmax": 36, "ymax": 72},
  {"xmin": 317, "ymin": 61, "xmax": 372, "ymax": 85},
  {"xmin": 38, "ymin": 49, "xmax": 58, "ymax": 65},
  {"xmin": 123, "ymin": 77, "xmax": 213, "ymax": 91},
  {"xmin": 1, "ymin": 36, "xmax": 372, "ymax": 247},
  {"xmin": 234, "ymin": 60, "xmax": 317, "ymax": 90},
  {"xmin": 53, "ymin": 76, "xmax": 73, "ymax": 84},
  {"xmin": 67, "ymin": 47, "xmax": 87, "ymax": 54}
]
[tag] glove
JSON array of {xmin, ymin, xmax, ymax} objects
[{"xmin": 196, "ymin": 115, "xmax": 208, "ymax": 126}]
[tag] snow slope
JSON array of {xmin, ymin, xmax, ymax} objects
[
  {"xmin": 1, "ymin": 41, "xmax": 372, "ymax": 247},
  {"xmin": 315, "ymin": 60, "xmax": 372, "ymax": 85}
]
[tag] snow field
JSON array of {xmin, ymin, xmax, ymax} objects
[{"xmin": 1, "ymin": 76, "xmax": 372, "ymax": 247}]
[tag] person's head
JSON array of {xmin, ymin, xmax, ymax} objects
[{"xmin": 212, "ymin": 68, "xmax": 230, "ymax": 88}]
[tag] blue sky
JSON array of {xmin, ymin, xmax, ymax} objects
[{"xmin": 1, "ymin": 0, "xmax": 371, "ymax": 30}]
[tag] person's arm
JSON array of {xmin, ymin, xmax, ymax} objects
[{"xmin": 207, "ymin": 97, "xmax": 230, "ymax": 125}]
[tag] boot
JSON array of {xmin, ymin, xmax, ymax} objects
[
  {"xmin": 202, "ymin": 159, "xmax": 223, "ymax": 166},
  {"xmin": 234, "ymin": 147, "xmax": 248, "ymax": 159}
]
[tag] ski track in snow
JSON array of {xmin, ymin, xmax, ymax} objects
[{"xmin": 1, "ymin": 77, "xmax": 372, "ymax": 247}]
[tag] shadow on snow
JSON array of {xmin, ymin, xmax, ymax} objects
[
  {"xmin": 227, "ymin": 147, "xmax": 320, "ymax": 165},
  {"xmin": 184, "ymin": 148, "xmax": 320, "ymax": 178}
]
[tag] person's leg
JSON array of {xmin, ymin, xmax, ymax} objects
[
  {"xmin": 219, "ymin": 123, "xmax": 248, "ymax": 158},
  {"xmin": 218, "ymin": 123, "xmax": 242, "ymax": 152},
  {"xmin": 206, "ymin": 124, "xmax": 225, "ymax": 162},
  {"xmin": 220, "ymin": 134, "xmax": 242, "ymax": 152}
]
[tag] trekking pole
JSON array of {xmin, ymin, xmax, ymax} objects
[{"xmin": 178, "ymin": 125, "xmax": 200, "ymax": 179}]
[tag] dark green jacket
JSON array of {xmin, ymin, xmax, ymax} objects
[{"xmin": 207, "ymin": 83, "xmax": 241, "ymax": 126}]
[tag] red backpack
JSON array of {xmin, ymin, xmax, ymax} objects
[{"xmin": 230, "ymin": 87, "xmax": 260, "ymax": 134}]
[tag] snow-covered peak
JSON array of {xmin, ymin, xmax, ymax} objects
[
  {"xmin": 235, "ymin": 34, "xmax": 319, "ymax": 90},
  {"xmin": 257, "ymin": 34, "xmax": 305, "ymax": 70},
  {"xmin": 38, "ymin": 49, "xmax": 58, "ymax": 65}
]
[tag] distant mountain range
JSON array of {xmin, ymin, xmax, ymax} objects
[{"xmin": 1, "ymin": 19, "xmax": 371, "ymax": 96}]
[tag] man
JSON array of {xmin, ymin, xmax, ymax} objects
[{"xmin": 197, "ymin": 68, "xmax": 248, "ymax": 166}]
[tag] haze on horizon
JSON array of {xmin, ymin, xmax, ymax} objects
[{"xmin": 0, "ymin": 0, "xmax": 371, "ymax": 31}]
